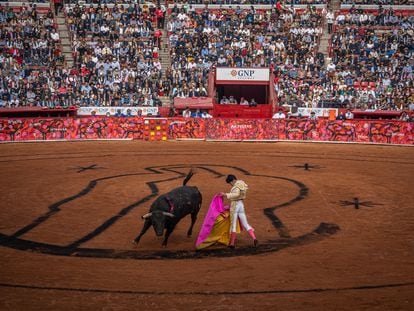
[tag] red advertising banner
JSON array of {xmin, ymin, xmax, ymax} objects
[
  {"xmin": 206, "ymin": 119, "xmax": 278, "ymax": 140},
  {"xmin": 0, "ymin": 118, "xmax": 78, "ymax": 141},
  {"xmin": 204, "ymin": 119, "xmax": 413, "ymax": 144},
  {"xmin": 0, "ymin": 117, "xmax": 145, "ymax": 141},
  {"xmin": 0, "ymin": 117, "xmax": 413, "ymax": 145},
  {"xmin": 75, "ymin": 117, "xmax": 145, "ymax": 140}
]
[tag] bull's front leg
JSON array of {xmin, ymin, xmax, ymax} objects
[
  {"xmin": 162, "ymin": 226, "xmax": 173, "ymax": 247},
  {"xmin": 133, "ymin": 219, "xmax": 152, "ymax": 246},
  {"xmin": 187, "ymin": 213, "xmax": 198, "ymax": 237}
]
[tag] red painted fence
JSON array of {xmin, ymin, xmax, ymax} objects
[{"xmin": 0, "ymin": 117, "xmax": 413, "ymax": 145}]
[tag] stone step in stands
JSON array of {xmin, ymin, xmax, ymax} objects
[
  {"xmin": 56, "ymin": 12, "xmax": 74, "ymax": 67},
  {"xmin": 316, "ymin": 0, "xmax": 341, "ymax": 62}
]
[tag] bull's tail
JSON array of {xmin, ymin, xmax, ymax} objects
[{"xmin": 182, "ymin": 169, "xmax": 194, "ymax": 186}]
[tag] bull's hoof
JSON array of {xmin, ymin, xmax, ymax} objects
[
  {"xmin": 132, "ymin": 240, "xmax": 138, "ymax": 246},
  {"xmin": 187, "ymin": 234, "xmax": 192, "ymax": 238}
]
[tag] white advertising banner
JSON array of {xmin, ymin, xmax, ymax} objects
[
  {"xmin": 295, "ymin": 107, "xmax": 338, "ymax": 118},
  {"xmin": 216, "ymin": 68, "xmax": 270, "ymax": 82},
  {"xmin": 77, "ymin": 106, "xmax": 159, "ymax": 116}
]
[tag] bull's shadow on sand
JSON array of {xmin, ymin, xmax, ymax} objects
[{"xmin": 0, "ymin": 164, "xmax": 340, "ymax": 260}]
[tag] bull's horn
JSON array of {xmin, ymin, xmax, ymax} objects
[
  {"xmin": 141, "ymin": 212, "xmax": 152, "ymax": 219},
  {"xmin": 162, "ymin": 212, "xmax": 175, "ymax": 218}
]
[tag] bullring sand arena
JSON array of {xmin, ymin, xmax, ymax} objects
[{"xmin": 0, "ymin": 141, "xmax": 413, "ymax": 310}]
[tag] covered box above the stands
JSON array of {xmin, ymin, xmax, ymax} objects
[
  {"xmin": 174, "ymin": 97, "xmax": 214, "ymax": 110},
  {"xmin": 215, "ymin": 68, "xmax": 270, "ymax": 85}
]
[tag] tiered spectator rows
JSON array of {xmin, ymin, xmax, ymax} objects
[
  {"xmin": 167, "ymin": 1, "xmax": 328, "ymax": 4},
  {"xmin": 167, "ymin": 5, "xmax": 324, "ymax": 100},
  {"xmin": 0, "ymin": 2, "xmax": 413, "ymax": 115},
  {"xmin": 341, "ymin": 0, "xmax": 413, "ymax": 5},
  {"xmin": 64, "ymin": 3, "xmax": 166, "ymax": 107},
  {"xmin": 0, "ymin": 4, "xmax": 65, "ymax": 107},
  {"xmin": 327, "ymin": 7, "xmax": 413, "ymax": 110}
]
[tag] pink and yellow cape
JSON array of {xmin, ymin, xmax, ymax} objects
[{"xmin": 195, "ymin": 194, "xmax": 240, "ymax": 250}]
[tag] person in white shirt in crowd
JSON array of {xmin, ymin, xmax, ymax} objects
[
  {"xmin": 345, "ymin": 109, "xmax": 354, "ymax": 120},
  {"xmin": 50, "ymin": 29, "xmax": 60, "ymax": 42},
  {"xmin": 240, "ymin": 97, "xmax": 249, "ymax": 106},
  {"xmin": 275, "ymin": 39, "xmax": 285, "ymax": 56},
  {"xmin": 336, "ymin": 12, "xmax": 345, "ymax": 25},
  {"xmin": 201, "ymin": 111, "xmax": 213, "ymax": 118},
  {"xmin": 309, "ymin": 111, "xmax": 318, "ymax": 120},
  {"xmin": 326, "ymin": 10, "xmax": 334, "ymax": 34},
  {"xmin": 399, "ymin": 111, "xmax": 410, "ymax": 121},
  {"xmin": 182, "ymin": 106, "xmax": 191, "ymax": 118},
  {"xmin": 272, "ymin": 110, "xmax": 286, "ymax": 119},
  {"xmin": 220, "ymin": 96, "xmax": 229, "ymax": 105},
  {"xmin": 326, "ymin": 60, "xmax": 336, "ymax": 73}
]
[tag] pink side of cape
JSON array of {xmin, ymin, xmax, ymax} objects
[{"xmin": 195, "ymin": 194, "xmax": 228, "ymax": 247}]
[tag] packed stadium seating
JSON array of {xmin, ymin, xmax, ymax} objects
[
  {"xmin": 0, "ymin": 3, "xmax": 66, "ymax": 108},
  {"xmin": 328, "ymin": 7, "xmax": 413, "ymax": 111},
  {"xmin": 0, "ymin": 0, "xmax": 413, "ymax": 119},
  {"xmin": 63, "ymin": 3, "xmax": 166, "ymax": 107}
]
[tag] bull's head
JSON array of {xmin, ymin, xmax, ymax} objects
[{"xmin": 142, "ymin": 211, "xmax": 175, "ymax": 236}]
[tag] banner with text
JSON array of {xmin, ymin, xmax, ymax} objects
[
  {"xmin": 216, "ymin": 68, "xmax": 270, "ymax": 82},
  {"xmin": 77, "ymin": 106, "xmax": 159, "ymax": 116}
]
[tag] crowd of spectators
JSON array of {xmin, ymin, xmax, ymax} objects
[
  {"xmin": 0, "ymin": 1, "xmax": 50, "ymax": 3},
  {"xmin": 327, "ymin": 7, "xmax": 413, "ymax": 111},
  {"xmin": 59, "ymin": 3, "xmax": 167, "ymax": 107},
  {"xmin": 64, "ymin": 0, "xmax": 141, "ymax": 4},
  {"xmin": 167, "ymin": 4, "xmax": 324, "ymax": 101},
  {"xmin": 0, "ymin": 4, "xmax": 66, "ymax": 108},
  {"xmin": 335, "ymin": 6, "xmax": 414, "ymax": 26},
  {"xmin": 341, "ymin": 0, "xmax": 413, "ymax": 5},
  {"xmin": 273, "ymin": 7, "xmax": 413, "ymax": 112},
  {"xmin": 0, "ymin": 1, "xmax": 413, "ymax": 115},
  {"xmin": 0, "ymin": 2, "xmax": 169, "ymax": 108},
  {"xmin": 167, "ymin": 1, "xmax": 328, "ymax": 5},
  {"xmin": 220, "ymin": 95, "xmax": 258, "ymax": 105}
]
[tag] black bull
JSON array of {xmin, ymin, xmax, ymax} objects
[{"xmin": 133, "ymin": 171, "xmax": 202, "ymax": 247}]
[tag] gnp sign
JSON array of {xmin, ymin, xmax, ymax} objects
[{"xmin": 216, "ymin": 68, "xmax": 270, "ymax": 82}]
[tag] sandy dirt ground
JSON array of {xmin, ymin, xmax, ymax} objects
[{"xmin": 0, "ymin": 141, "xmax": 413, "ymax": 310}]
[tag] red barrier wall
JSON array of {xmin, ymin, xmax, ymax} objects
[
  {"xmin": 169, "ymin": 118, "xmax": 206, "ymax": 139},
  {"xmin": 0, "ymin": 117, "xmax": 145, "ymax": 141},
  {"xmin": 183, "ymin": 119, "xmax": 414, "ymax": 145},
  {"xmin": 0, "ymin": 117, "xmax": 413, "ymax": 145}
]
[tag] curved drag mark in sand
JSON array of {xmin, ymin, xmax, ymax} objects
[
  {"xmin": 0, "ymin": 164, "xmax": 339, "ymax": 259},
  {"xmin": 0, "ymin": 281, "xmax": 411, "ymax": 296}
]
